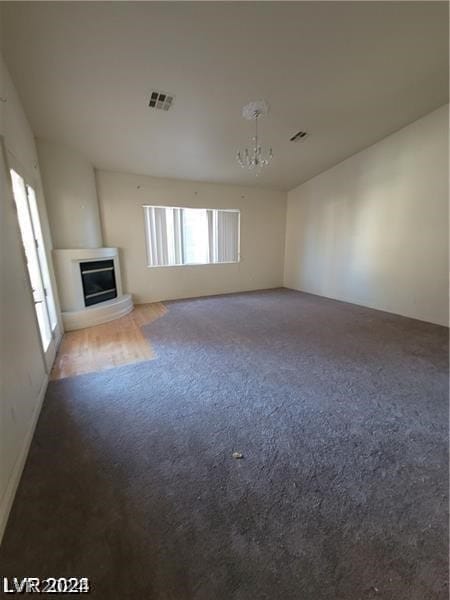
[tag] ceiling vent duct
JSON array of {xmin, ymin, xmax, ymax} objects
[
  {"xmin": 148, "ymin": 90, "xmax": 174, "ymax": 111},
  {"xmin": 290, "ymin": 130, "xmax": 309, "ymax": 142}
]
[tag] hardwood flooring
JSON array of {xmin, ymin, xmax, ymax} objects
[{"xmin": 50, "ymin": 303, "xmax": 167, "ymax": 380}]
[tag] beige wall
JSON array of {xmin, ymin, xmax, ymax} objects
[
  {"xmin": 96, "ymin": 170, "xmax": 286, "ymax": 302},
  {"xmin": 284, "ymin": 105, "xmax": 449, "ymax": 326},
  {"xmin": 37, "ymin": 140, "xmax": 103, "ymax": 249},
  {"xmin": 0, "ymin": 56, "xmax": 61, "ymax": 541}
]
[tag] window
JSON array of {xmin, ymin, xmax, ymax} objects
[{"xmin": 143, "ymin": 206, "xmax": 240, "ymax": 267}]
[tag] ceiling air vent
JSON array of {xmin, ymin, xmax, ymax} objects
[
  {"xmin": 148, "ymin": 90, "xmax": 174, "ymax": 111},
  {"xmin": 290, "ymin": 130, "xmax": 309, "ymax": 142}
]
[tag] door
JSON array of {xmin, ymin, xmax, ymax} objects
[{"xmin": 9, "ymin": 168, "xmax": 59, "ymax": 370}]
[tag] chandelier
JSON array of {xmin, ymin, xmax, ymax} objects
[{"xmin": 236, "ymin": 100, "xmax": 273, "ymax": 172}]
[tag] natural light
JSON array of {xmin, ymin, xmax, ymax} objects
[{"xmin": 144, "ymin": 206, "xmax": 240, "ymax": 267}]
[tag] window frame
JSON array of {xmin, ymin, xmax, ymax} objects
[{"xmin": 142, "ymin": 205, "xmax": 241, "ymax": 269}]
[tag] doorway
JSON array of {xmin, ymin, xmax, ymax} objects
[{"xmin": 10, "ymin": 168, "xmax": 59, "ymax": 370}]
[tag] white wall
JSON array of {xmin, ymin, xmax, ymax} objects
[
  {"xmin": 96, "ymin": 170, "xmax": 286, "ymax": 302},
  {"xmin": 0, "ymin": 56, "xmax": 61, "ymax": 541},
  {"xmin": 284, "ymin": 105, "xmax": 449, "ymax": 326},
  {"xmin": 36, "ymin": 140, "xmax": 103, "ymax": 249}
]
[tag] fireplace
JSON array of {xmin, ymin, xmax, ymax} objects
[
  {"xmin": 53, "ymin": 247, "xmax": 133, "ymax": 330},
  {"xmin": 80, "ymin": 259, "xmax": 117, "ymax": 307}
]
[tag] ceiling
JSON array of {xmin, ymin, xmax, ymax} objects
[{"xmin": 1, "ymin": 2, "xmax": 448, "ymax": 191}]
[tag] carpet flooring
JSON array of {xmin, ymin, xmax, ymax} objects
[{"xmin": 0, "ymin": 289, "xmax": 448, "ymax": 599}]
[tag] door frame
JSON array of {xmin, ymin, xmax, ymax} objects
[{"xmin": 5, "ymin": 141, "xmax": 62, "ymax": 372}]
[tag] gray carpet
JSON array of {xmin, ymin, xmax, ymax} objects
[{"xmin": 0, "ymin": 289, "xmax": 448, "ymax": 599}]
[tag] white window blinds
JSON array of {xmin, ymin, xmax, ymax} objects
[{"xmin": 144, "ymin": 206, "xmax": 240, "ymax": 267}]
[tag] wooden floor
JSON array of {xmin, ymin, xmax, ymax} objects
[{"xmin": 50, "ymin": 303, "xmax": 167, "ymax": 380}]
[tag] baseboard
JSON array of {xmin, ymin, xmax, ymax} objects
[
  {"xmin": 136, "ymin": 285, "xmax": 286, "ymax": 305},
  {"xmin": 282, "ymin": 285, "xmax": 449, "ymax": 328},
  {"xmin": 0, "ymin": 374, "xmax": 49, "ymax": 544}
]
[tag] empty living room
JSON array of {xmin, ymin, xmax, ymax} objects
[{"xmin": 0, "ymin": 2, "xmax": 448, "ymax": 599}]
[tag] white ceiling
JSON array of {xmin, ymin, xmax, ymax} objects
[{"xmin": 1, "ymin": 2, "xmax": 448, "ymax": 191}]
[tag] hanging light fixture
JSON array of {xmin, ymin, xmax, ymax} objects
[{"xmin": 236, "ymin": 100, "xmax": 273, "ymax": 172}]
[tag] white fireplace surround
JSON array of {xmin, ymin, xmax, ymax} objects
[{"xmin": 53, "ymin": 247, "xmax": 133, "ymax": 331}]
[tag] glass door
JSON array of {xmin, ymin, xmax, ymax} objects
[{"xmin": 10, "ymin": 168, "xmax": 59, "ymax": 369}]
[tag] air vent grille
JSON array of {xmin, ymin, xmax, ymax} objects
[
  {"xmin": 290, "ymin": 131, "xmax": 309, "ymax": 142},
  {"xmin": 149, "ymin": 90, "xmax": 174, "ymax": 111}
]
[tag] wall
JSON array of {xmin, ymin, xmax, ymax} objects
[
  {"xmin": 0, "ymin": 56, "xmax": 61, "ymax": 541},
  {"xmin": 284, "ymin": 105, "xmax": 449, "ymax": 326},
  {"xmin": 36, "ymin": 140, "xmax": 103, "ymax": 249},
  {"xmin": 97, "ymin": 170, "xmax": 286, "ymax": 302}
]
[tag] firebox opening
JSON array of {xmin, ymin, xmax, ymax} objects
[{"xmin": 80, "ymin": 260, "xmax": 117, "ymax": 307}]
